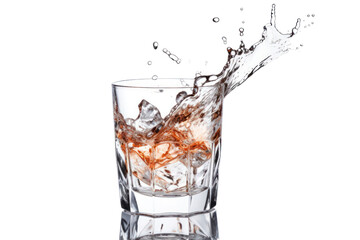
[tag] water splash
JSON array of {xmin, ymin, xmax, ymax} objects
[
  {"xmin": 162, "ymin": 48, "xmax": 181, "ymax": 64},
  {"xmin": 239, "ymin": 27, "xmax": 244, "ymax": 36},
  {"xmin": 213, "ymin": 17, "xmax": 220, "ymax": 23}
]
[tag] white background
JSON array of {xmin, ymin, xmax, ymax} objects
[{"xmin": 0, "ymin": 0, "xmax": 359, "ymax": 239}]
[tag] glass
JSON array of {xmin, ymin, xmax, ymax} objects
[{"xmin": 112, "ymin": 78, "xmax": 223, "ymax": 215}]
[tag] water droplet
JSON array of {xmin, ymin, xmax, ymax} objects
[
  {"xmin": 242, "ymin": 21, "xmax": 245, "ymax": 24},
  {"xmin": 176, "ymin": 91, "xmax": 188, "ymax": 104},
  {"xmin": 304, "ymin": 25, "xmax": 307, "ymax": 28},
  {"xmin": 222, "ymin": 36, "xmax": 227, "ymax": 44},
  {"xmin": 240, "ymin": 7, "xmax": 243, "ymax": 11},
  {"xmin": 152, "ymin": 75, "xmax": 158, "ymax": 80},
  {"xmin": 163, "ymin": 48, "xmax": 169, "ymax": 54},
  {"xmin": 153, "ymin": 41, "xmax": 158, "ymax": 50},
  {"xmin": 311, "ymin": 22, "xmax": 314, "ymax": 24},
  {"xmin": 213, "ymin": 17, "xmax": 219, "ymax": 23},
  {"xmin": 147, "ymin": 61, "xmax": 152, "ymax": 65},
  {"xmin": 300, "ymin": 44, "xmax": 303, "ymax": 47},
  {"xmin": 311, "ymin": 14, "xmax": 315, "ymax": 17},
  {"xmin": 307, "ymin": 24, "xmax": 310, "ymax": 27},
  {"xmin": 159, "ymin": 89, "xmax": 163, "ymax": 92},
  {"xmin": 176, "ymin": 59, "xmax": 181, "ymax": 64},
  {"xmin": 239, "ymin": 27, "xmax": 244, "ymax": 36},
  {"xmin": 307, "ymin": 14, "xmax": 310, "ymax": 17}
]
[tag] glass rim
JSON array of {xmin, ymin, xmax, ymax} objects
[{"xmin": 112, "ymin": 78, "xmax": 217, "ymax": 89}]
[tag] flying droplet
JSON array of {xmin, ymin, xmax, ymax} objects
[
  {"xmin": 153, "ymin": 41, "xmax": 158, "ymax": 50},
  {"xmin": 152, "ymin": 75, "xmax": 158, "ymax": 80},
  {"xmin": 311, "ymin": 22, "xmax": 314, "ymax": 24},
  {"xmin": 162, "ymin": 48, "xmax": 169, "ymax": 54},
  {"xmin": 311, "ymin": 14, "xmax": 315, "ymax": 17},
  {"xmin": 222, "ymin": 36, "xmax": 227, "ymax": 44},
  {"xmin": 242, "ymin": 21, "xmax": 245, "ymax": 24},
  {"xmin": 147, "ymin": 61, "xmax": 152, "ymax": 65},
  {"xmin": 176, "ymin": 59, "xmax": 181, "ymax": 64},
  {"xmin": 159, "ymin": 89, "xmax": 163, "ymax": 92},
  {"xmin": 240, "ymin": 7, "xmax": 243, "ymax": 11},
  {"xmin": 195, "ymin": 71, "xmax": 202, "ymax": 77},
  {"xmin": 213, "ymin": 17, "xmax": 220, "ymax": 23},
  {"xmin": 307, "ymin": 14, "xmax": 310, "ymax": 17},
  {"xmin": 205, "ymin": 61, "xmax": 208, "ymax": 66},
  {"xmin": 300, "ymin": 44, "xmax": 303, "ymax": 47},
  {"xmin": 239, "ymin": 27, "xmax": 244, "ymax": 36}
]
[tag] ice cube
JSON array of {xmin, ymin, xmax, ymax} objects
[{"xmin": 134, "ymin": 100, "xmax": 163, "ymax": 132}]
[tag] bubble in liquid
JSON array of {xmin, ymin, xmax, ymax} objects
[
  {"xmin": 239, "ymin": 27, "xmax": 244, "ymax": 36},
  {"xmin": 222, "ymin": 36, "xmax": 227, "ymax": 44},
  {"xmin": 213, "ymin": 17, "xmax": 220, "ymax": 23},
  {"xmin": 153, "ymin": 41, "xmax": 158, "ymax": 50},
  {"xmin": 147, "ymin": 61, "xmax": 152, "ymax": 65},
  {"xmin": 152, "ymin": 75, "xmax": 158, "ymax": 80}
]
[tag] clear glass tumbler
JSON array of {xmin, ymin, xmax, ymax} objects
[{"xmin": 112, "ymin": 78, "xmax": 223, "ymax": 215}]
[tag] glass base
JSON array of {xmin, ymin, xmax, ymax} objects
[{"xmin": 120, "ymin": 209, "xmax": 218, "ymax": 240}]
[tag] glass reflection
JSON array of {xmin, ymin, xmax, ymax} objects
[{"xmin": 120, "ymin": 209, "xmax": 219, "ymax": 239}]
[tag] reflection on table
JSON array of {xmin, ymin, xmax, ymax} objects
[{"xmin": 120, "ymin": 209, "xmax": 219, "ymax": 239}]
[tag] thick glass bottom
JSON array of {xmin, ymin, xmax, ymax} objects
[{"xmin": 128, "ymin": 187, "xmax": 216, "ymax": 215}]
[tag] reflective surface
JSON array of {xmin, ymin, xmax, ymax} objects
[{"xmin": 120, "ymin": 209, "xmax": 218, "ymax": 240}]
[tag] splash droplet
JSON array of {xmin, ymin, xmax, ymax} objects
[
  {"xmin": 239, "ymin": 27, "xmax": 244, "ymax": 36},
  {"xmin": 213, "ymin": 17, "xmax": 220, "ymax": 23},
  {"xmin": 162, "ymin": 48, "xmax": 169, "ymax": 54},
  {"xmin": 222, "ymin": 36, "xmax": 227, "ymax": 44},
  {"xmin": 152, "ymin": 75, "xmax": 158, "ymax": 80},
  {"xmin": 176, "ymin": 91, "xmax": 188, "ymax": 104},
  {"xmin": 153, "ymin": 41, "xmax": 158, "ymax": 50},
  {"xmin": 147, "ymin": 61, "xmax": 152, "ymax": 65}
]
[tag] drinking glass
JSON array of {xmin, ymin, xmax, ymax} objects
[{"xmin": 112, "ymin": 78, "xmax": 223, "ymax": 215}]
